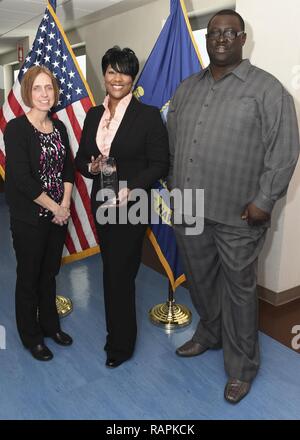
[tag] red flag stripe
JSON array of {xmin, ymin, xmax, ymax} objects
[
  {"xmin": 66, "ymin": 216, "xmax": 83, "ymax": 253},
  {"xmin": 71, "ymin": 173, "xmax": 98, "ymax": 246},
  {"xmin": 0, "ymin": 147, "xmax": 5, "ymax": 170},
  {"xmin": 67, "ymin": 183, "xmax": 93, "ymax": 251},
  {"xmin": 73, "ymin": 171, "xmax": 98, "ymax": 243},
  {"xmin": 69, "ymin": 200, "xmax": 90, "ymax": 250},
  {"xmin": 0, "ymin": 108, "xmax": 7, "ymax": 134},
  {"xmin": 80, "ymin": 96, "xmax": 93, "ymax": 114},
  {"xmin": 60, "ymin": 108, "xmax": 98, "ymax": 243},
  {"xmin": 8, "ymin": 91, "xmax": 24, "ymax": 117},
  {"xmin": 65, "ymin": 107, "xmax": 98, "ymax": 236},
  {"xmin": 64, "ymin": 230, "xmax": 76, "ymax": 255},
  {"xmin": 0, "ymin": 111, "xmax": 7, "ymax": 171},
  {"xmin": 65, "ymin": 104, "xmax": 82, "ymax": 145}
]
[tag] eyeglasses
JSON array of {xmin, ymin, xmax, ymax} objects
[{"xmin": 206, "ymin": 29, "xmax": 244, "ymax": 41}]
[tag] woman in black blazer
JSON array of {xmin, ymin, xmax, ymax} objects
[
  {"xmin": 4, "ymin": 66, "xmax": 74, "ymax": 361},
  {"xmin": 75, "ymin": 47, "xmax": 169, "ymax": 368}
]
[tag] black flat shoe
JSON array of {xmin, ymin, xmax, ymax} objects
[
  {"xmin": 50, "ymin": 331, "xmax": 73, "ymax": 346},
  {"xmin": 105, "ymin": 358, "xmax": 125, "ymax": 368},
  {"xmin": 30, "ymin": 343, "xmax": 53, "ymax": 361}
]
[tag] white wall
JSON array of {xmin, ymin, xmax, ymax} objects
[
  {"xmin": 237, "ymin": 0, "xmax": 300, "ymax": 292},
  {"xmin": 0, "ymin": 65, "xmax": 4, "ymax": 107},
  {"xmin": 67, "ymin": 0, "xmax": 170, "ymax": 104},
  {"xmin": 0, "ymin": 65, "xmax": 3, "ymax": 89},
  {"xmin": 0, "ymin": 36, "xmax": 32, "ymax": 100},
  {"xmin": 185, "ymin": 0, "xmax": 235, "ymax": 15}
]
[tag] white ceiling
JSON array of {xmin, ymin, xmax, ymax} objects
[{"xmin": 0, "ymin": 0, "xmax": 153, "ymax": 55}]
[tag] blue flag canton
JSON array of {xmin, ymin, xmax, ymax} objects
[{"xmin": 18, "ymin": 7, "xmax": 88, "ymax": 112}]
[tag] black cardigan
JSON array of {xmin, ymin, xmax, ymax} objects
[
  {"xmin": 75, "ymin": 97, "xmax": 169, "ymax": 214},
  {"xmin": 4, "ymin": 115, "xmax": 75, "ymax": 225}
]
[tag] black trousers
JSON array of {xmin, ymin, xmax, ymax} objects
[
  {"xmin": 10, "ymin": 217, "xmax": 67, "ymax": 348},
  {"xmin": 96, "ymin": 220, "xmax": 147, "ymax": 361}
]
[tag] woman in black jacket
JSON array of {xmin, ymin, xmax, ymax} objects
[
  {"xmin": 75, "ymin": 47, "xmax": 169, "ymax": 368},
  {"xmin": 4, "ymin": 66, "xmax": 74, "ymax": 361}
]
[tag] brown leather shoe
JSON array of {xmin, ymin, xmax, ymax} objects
[
  {"xmin": 224, "ymin": 378, "xmax": 251, "ymax": 404},
  {"xmin": 176, "ymin": 339, "xmax": 208, "ymax": 357}
]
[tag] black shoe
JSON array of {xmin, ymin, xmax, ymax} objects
[
  {"xmin": 30, "ymin": 343, "xmax": 53, "ymax": 361},
  {"xmin": 50, "ymin": 331, "xmax": 73, "ymax": 346},
  {"xmin": 176, "ymin": 339, "xmax": 209, "ymax": 357},
  {"xmin": 105, "ymin": 358, "xmax": 125, "ymax": 368}
]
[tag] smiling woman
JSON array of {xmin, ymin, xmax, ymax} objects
[
  {"xmin": 75, "ymin": 46, "xmax": 169, "ymax": 369},
  {"xmin": 4, "ymin": 65, "xmax": 75, "ymax": 361}
]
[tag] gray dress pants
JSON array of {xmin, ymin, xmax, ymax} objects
[{"xmin": 174, "ymin": 219, "xmax": 267, "ymax": 382}]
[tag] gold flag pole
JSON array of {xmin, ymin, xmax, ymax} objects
[
  {"xmin": 56, "ymin": 295, "xmax": 73, "ymax": 318},
  {"xmin": 149, "ymin": 281, "xmax": 191, "ymax": 329}
]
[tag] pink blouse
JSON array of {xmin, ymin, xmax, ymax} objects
[{"xmin": 96, "ymin": 92, "xmax": 132, "ymax": 157}]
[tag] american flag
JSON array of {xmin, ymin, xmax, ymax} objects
[{"xmin": 0, "ymin": 0, "xmax": 99, "ymax": 263}]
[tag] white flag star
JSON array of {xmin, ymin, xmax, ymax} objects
[
  {"xmin": 62, "ymin": 54, "xmax": 68, "ymax": 62},
  {"xmin": 66, "ymin": 94, "xmax": 71, "ymax": 100},
  {"xmin": 67, "ymin": 82, "xmax": 73, "ymax": 89},
  {"xmin": 69, "ymin": 70, "xmax": 75, "ymax": 79},
  {"xmin": 44, "ymin": 55, "xmax": 50, "ymax": 63},
  {"xmin": 61, "ymin": 66, "xmax": 67, "ymax": 73},
  {"xmin": 34, "ymin": 60, "xmax": 40, "ymax": 66},
  {"xmin": 57, "ymin": 38, "xmax": 61, "ymax": 45},
  {"xmin": 38, "ymin": 37, "xmax": 44, "ymax": 44},
  {"xmin": 55, "ymin": 49, "xmax": 61, "ymax": 57},
  {"xmin": 75, "ymin": 87, "xmax": 82, "ymax": 95},
  {"xmin": 48, "ymin": 32, "xmax": 55, "ymax": 40},
  {"xmin": 43, "ymin": 14, "xmax": 49, "ymax": 20},
  {"xmin": 60, "ymin": 78, "xmax": 66, "ymax": 84},
  {"xmin": 39, "ymin": 25, "xmax": 47, "ymax": 33},
  {"xmin": 35, "ymin": 48, "xmax": 42, "ymax": 56},
  {"xmin": 46, "ymin": 44, "xmax": 52, "ymax": 51},
  {"xmin": 25, "ymin": 56, "xmax": 31, "ymax": 63},
  {"xmin": 52, "ymin": 60, "xmax": 59, "ymax": 68},
  {"xmin": 22, "ymin": 67, "xmax": 28, "ymax": 74}
]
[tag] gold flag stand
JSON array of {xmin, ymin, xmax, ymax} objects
[
  {"xmin": 149, "ymin": 281, "xmax": 191, "ymax": 329},
  {"xmin": 56, "ymin": 295, "xmax": 73, "ymax": 318}
]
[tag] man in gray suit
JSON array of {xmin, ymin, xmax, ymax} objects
[{"xmin": 167, "ymin": 9, "xmax": 299, "ymax": 403}]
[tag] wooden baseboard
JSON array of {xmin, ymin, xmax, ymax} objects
[
  {"xmin": 259, "ymin": 298, "xmax": 300, "ymax": 353},
  {"xmin": 258, "ymin": 285, "xmax": 300, "ymax": 306},
  {"xmin": 142, "ymin": 236, "xmax": 300, "ymax": 354}
]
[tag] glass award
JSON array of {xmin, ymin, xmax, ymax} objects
[{"xmin": 99, "ymin": 156, "xmax": 118, "ymax": 206}]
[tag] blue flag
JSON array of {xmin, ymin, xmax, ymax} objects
[
  {"xmin": 49, "ymin": 0, "xmax": 56, "ymax": 9},
  {"xmin": 134, "ymin": 0, "xmax": 204, "ymax": 290}
]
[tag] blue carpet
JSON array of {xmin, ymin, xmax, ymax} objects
[{"xmin": 0, "ymin": 193, "xmax": 300, "ymax": 420}]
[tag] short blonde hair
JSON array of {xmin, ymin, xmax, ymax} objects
[{"xmin": 21, "ymin": 66, "xmax": 59, "ymax": 108}]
